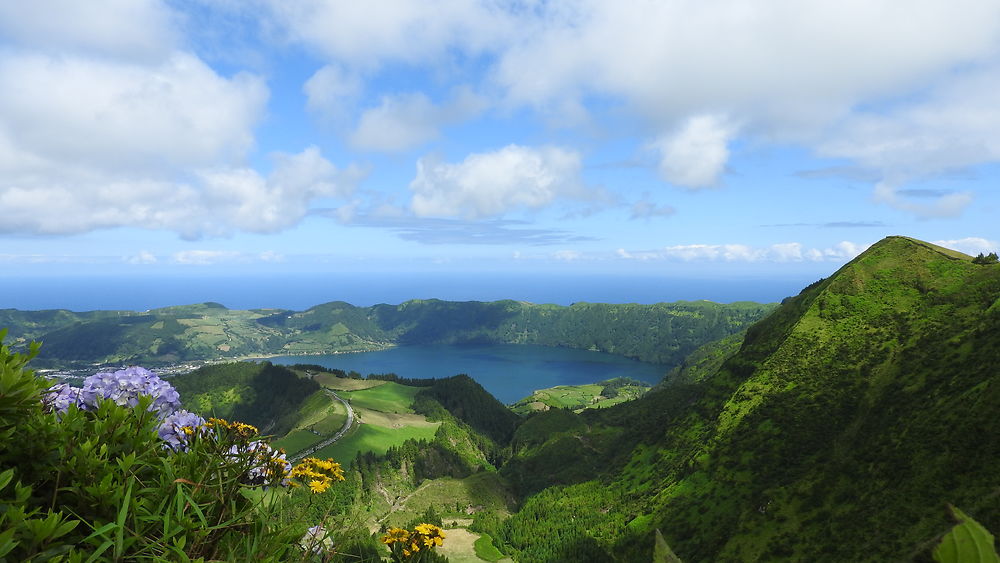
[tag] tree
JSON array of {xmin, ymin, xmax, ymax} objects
[{"xmin": 972, "ymin": 252, "xmax": 999, "ymax": 265}]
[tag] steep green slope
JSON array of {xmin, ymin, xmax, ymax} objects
[
  {"xmin": 413, "ymin": 374, "xmax": 521, "ymax": 445},
  {"xmin": 5, "ymin": 299, "xmax": 774, "ymax": 369},
  {"xmin": 169, "ymin": 361, "xmax": 320, "ymax": 436},
  {"xmin": 494, "ymin": 236, "xmax": 1000, "ymax": 562}
]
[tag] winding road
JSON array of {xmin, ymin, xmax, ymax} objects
[{"xmin": 290, "ymin": 388, "xmax": 355, "ymax": 462}]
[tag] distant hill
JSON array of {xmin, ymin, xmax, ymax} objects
[
  {"xmin": 3, "ymin": 298, "xmax": 775, "ymax": 371},
  {"xmin": 485, "ymin": 236, "xmax": 1000, "ymax": 561}
]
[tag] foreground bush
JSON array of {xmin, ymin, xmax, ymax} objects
[{"xmin": 0, "ymin": 330, "xmax": 445, "ymax": 561}]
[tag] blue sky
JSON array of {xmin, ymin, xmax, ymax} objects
[{"xmin": 1, "ymin": 1, "xmax": 999, "ymax": 295}]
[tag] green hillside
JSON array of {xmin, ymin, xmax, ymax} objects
[
  {"xmin": 169, "ymin": 361, "xmax": 321, "ymax": 437},
  {"xmin": 510, "ymin": 377, "xmax": 651, "ymax": 414},
  {"xmin": 4, "ymin": 298, "xmax": 774, "ymax": 370},
  {"xmin": 485, "ymin": 235, "xmax": 1000, "ymax": 561}
]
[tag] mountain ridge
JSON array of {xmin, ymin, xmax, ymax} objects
[
  {"xmin": 3, "ymin": 298, "xmax": 775, "ymax": 370},
  {"xmin": 481, "ymin": 235, "xmax": 1000, "ymax": 561}
]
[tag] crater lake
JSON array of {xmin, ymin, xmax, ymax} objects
[{"xmin": 262, "ymin": 343, "xmax": 667, "ymax": 404}]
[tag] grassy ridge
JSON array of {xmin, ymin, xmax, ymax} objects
[{"xmin": 488, "ymin": 236, "xmax": 1000, "ymax": 561}]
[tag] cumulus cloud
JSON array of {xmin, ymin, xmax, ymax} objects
[
  {"xmin": 650, "ymin": 115, "xmax": 735, "ymax": 188},
  {"xmin": 409, "ymin": 145, "xmax": 587, "ymax": 219},
  {"xmin": 257, "ymin": 1, "xmax": 1000, "ymax": 215},
  {"xmin": 351, "ymin": 87, "xmax": 486, "ymax": 152},
  {"xmin": 258, "ymin": 0, "xmax": 512, "ymax": 69},
  {"xmin": 495, "ymin": 1, "xmax": 1000, "ymax": 127},
  {"xmin": 303, "ymin": 63, "xmax": 363, "ymax": 119},
  {"xmin": 0, "ymin": 147, "xmax": 361, "ymax": 237},
  {"xmin": 615, "ymin": 241, "xmax": 870, "ymax": 263},
  {"xmin": 125, "ymin": 250, "xmax": 158, "ymax": 265},
  {"xmin": 0, "ymin": 2, "xmax": 375, "ymax": 239},
  {"xmin": 0, "ymin": 0, "xmax": 177, "ymax": 61},
  {"xmin": 171, "ymin": 250, "xmax": 242, "ymax": 265},
  {"xmin": 933, "ymin": 237, "xmax": 999, "ymax": 256},
  {"xmin": 0, "ymin": 52, "xmax": 266, "ymax": 172},
  {"xmin": 552, "ymin": 250, "xmax": 582, "ymax": 261}
]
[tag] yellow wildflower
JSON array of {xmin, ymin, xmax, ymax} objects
[
  {"xmin": 308, "ymin": 479, "xmax": 330, "ymax": 494},
  {"xmin": 381, "ymin": 528, "xmax": 410, "ymax": 544}
]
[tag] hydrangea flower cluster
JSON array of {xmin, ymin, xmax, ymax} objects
[
  {"xmin": 80, "ymin": 366, "xmax": 181, "ymax": 416},
  {"xmin": 40, "ymin": 367, "xmax": 342, "ymax": 498},
  {"xmin": 157, "ymin": 409, "xmax": 207, "ymax": 452},
  {"xmin": 42, "ymin": 383, "xmax": 83, "ymax": 414}
]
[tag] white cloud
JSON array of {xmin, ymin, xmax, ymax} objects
[
  {"xmin": 171, "ymin": 250, "xmax": 241, "ymax": 265},
  {"xmin": 409, "ymin": 145, "xmax": 587, "ymax": 219},
  {"xmin": 616, "ymin": 241, "xmax": 871, "ymax": 263},
  {"xmin": 0, "ymin": 146, "xmax": 360, "ymax": 237},
  {"xmin": 0, "ymin": 51, "xmax": 266, "ymax": 172},
  {"xmin": 351, "ymin": 88, "xmax": 486, "ymax": 152},
  {"xmin": 303, "ymin": 64, "xmax": 363, "ymax": 119},
  {"xmin": 258, "ymin": 250, "xmax": 285, "ymax": 262},
  {"xmin": 193, "ymin": 146, "xmax": 362, "ymax": 236},
  {"xmin": 490, "ymin": 0, "xmax": 1000, "ymax": 208},
  {"xmin": 933, "ymin": 237, "xmax": 999, "ymax": 256},
  {"xmin": 0, "ymin": 0, "xmax": 177, "ymax": 61},
  {"xmin": 125, "ymin": 250, "xmax": 158, "ymax": 265},
  {"xmin": 552, "ymin": 250, "xmax": 582, "ymax": 261},
  {"xmin": 495, "ymin": 1, "xmax": 1000, "ymax": 127},
  {"xmin": 650, "ymin": 115, "xmax": 735, "ymax": 188},
  {"xmin": 259, "ymin": 0, "xmax": 512, "ymax": 69},
  {"xmin": 169, "ymin": 249, "xmax": 285, "ymax": 265},
  {"xmin": 258, "ymin": 0, "xmax": 1000, "ymax": 216}
]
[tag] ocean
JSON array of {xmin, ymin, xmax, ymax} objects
[{"xmin": 0, "ymin": 272, "xmax": 814, "ymax": 312}]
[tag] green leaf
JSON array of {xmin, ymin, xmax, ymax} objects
[
  {"xmin": 114, "ymin": 479, "xmax": 133, "ymax": 559},
  {"xmin": 0, "ymin": 468, "xmax": 14, "ymax": 491},
  {"xmin": 0, "ymin": 527, "xmax": 19, "ymax": 558},
  {"xmin": 654, "ymin": 529, "xmax": 683, "ymax": 563},
  {"xmin": 933, "ymin": 505, "xmax": 1000, "ymax": 563}
]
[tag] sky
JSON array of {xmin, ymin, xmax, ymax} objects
[{"xmin": 1, "ymin": 1, "xmax": 999, "ymax": 303}]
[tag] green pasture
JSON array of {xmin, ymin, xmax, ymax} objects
[
  {"xmin": 311, "ymin": 422, "xmax": 439, "ymax": 468},
  {"xmin": 474, "ymin": 534, "xmax": 506, "ymax": 562},
  {"xmin": 340, "ymin": 382, "xmax": 423, "ymax": 413},
  {"xmin": 271, "ymin": 429, "xmax": 322, "ymax": 456}
]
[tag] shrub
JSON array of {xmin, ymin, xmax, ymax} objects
[{"xmin": 0, "ymin": 329, "xmax": 362, "ymax": 561}]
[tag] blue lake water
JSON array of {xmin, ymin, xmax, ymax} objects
[{"xmin": 263, "ymin": 344, "xmax": 667, "ymax": 404}]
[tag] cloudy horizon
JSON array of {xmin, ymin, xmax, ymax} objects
[{"xmin": 1, "ymin": 1, "xmax": 998, "ymax": 292}]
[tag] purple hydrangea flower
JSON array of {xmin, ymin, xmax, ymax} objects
[
  {"xmin": 227, "ymin": 440, "xmax": 292, "ymax": 486},
  {"xmin": 42, "ymin": 383, "xmax": 83, "ymax": 414},
  {"xmin": 80, "ymin": 366, "xmax": 181, "ymax": 417},
  {"xmin": 157, "ymin": 409, "xmax": 206, "ymax": 452}
]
